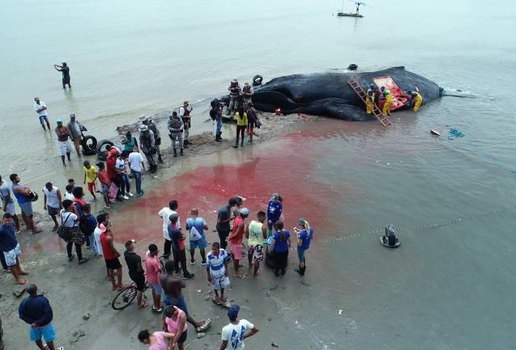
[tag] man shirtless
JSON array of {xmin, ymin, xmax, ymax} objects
[{"xmin": 160, "ymin": 260, "xmax": 210, "ymax": 333}]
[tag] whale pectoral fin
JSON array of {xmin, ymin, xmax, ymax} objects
[{"xmin": 301, "ymin": 99, "xmax": 375, "ymax": 122}]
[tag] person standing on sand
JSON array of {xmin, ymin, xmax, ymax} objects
[
  {"xmin": 82, "ymin": 160, "xmax": 98, "ymax": 200},
  {"xmin": 92, "ymin": 213, "xmax": 106, "ymax": 257},
  {"xmin": 96, "ymin": 162, "xmax": 112, "ymax": 207},
  {"xmin": 124, "ymin": 240, "xmax": 147, "ymax": 309},
  {"xmin": 0, "ymin": 175, "xmax": 21, "ymax": 233},
  {"xmin": 228, "ymin": 208, "xmax": 249, "ymax": 278},
  {"xmin": 163, "ymin": 305, "xmax": 188, "ymax": 350},
  {"xmin": 269, "ymin": 221, "xmax": 291, "ymax": 277},
  {"xmin": 0, "ymin": 213, "xmax": 30, "ymax": 284},
  {"xmin": 42, "ymin": 182, "xmax": 62, "ymax": 232},
  {"xmin": 210, "ymin": 98, "xmax": 224, "ymax": 142},
  {"xmin": 206, "ymin": 242, "xmax": 231, "ymax": 306},
  {"xmin": 34, "ymin": 97, "xmax": 51, "ymax": 131},
  {"xmin": 160, "ymin": 260, "xmax": 211, "ymax": 333},
  {"xmin": 179, "ymin": 101, "xmax": 193, "ymax": 147},
  {"xmin": 168, "ymin": 214, "xmax": 194, "ymax": 279},
  {"xmin": 216, "ymin": 198, "xmax": 237, "ymax": 250},
  {"xmin": 139, "ymin": 124, "xmax": 158, "ymax": 173},
  {"xmin": 81, "ymin": 203, "xmax": 97, "ymax": 250},
  {"xmin": 233, "ymin": 107, "xmax": 248, "ymax": 148},
  {"xmin": 294, "ymin": 218, "xmax": 313, "ymax": 276},
  {"xmin": 246, "ymin": 210, "xmax": 267, "ymax": 277},
  {"xmin": 159, "ymin": 200, "xmax": 180, "ymax": 259},
  {"xmin": 141, "ymin": 115, "xmax": 164, "ymax": 164},
  {"xmin": 67, "ymin": 114, "xmax": 85, "ymax": 157},
  {"xmin": 144, "ymin": 244, "xmax": 163, "ymax": 312},
  {"xmin": 100, "ymin": 223, "xmax": 124, "ymax": 290},
  {"xmin": 55, "ymin": 119, "xmax": 72, "ymax": 166},
  {"xmin": 10, "ymin": 174, "xmax": 42, "ymax": 234},
  {"xmin": 128, "ymin": 147, "xmax": 145, "ymax": 197},
  {"xmin": 185, "ymin": 208, "xmax": 208, "ymax": 265},
  {"xmin": 168, "ymin": 111, "xmax": 184, "ymax": 157},
  {"xmin": 246, "ymin": 103, "xmax": 258, "ymax": 144},
  {"xmin": 59, "ymin": 199, "xmax": 88, "ymax": 265},
  {"xmin": 219, "ymin": 304, "xmax": 259, "ymax": 350},
  {"xmin": 53, "ymin": 62, "xmax": 71, "ymax": 89},
  {"xmin": 242, "ymin": 82, "xmax": 253, "ymax": 106},
  {"xmin": 266, "ymin": 193, "xmax": 283, "ymax": 237},
  {"xmin": 122, "ymin": 130, "xmax": 138, "ymax": 153},
  {"xmin": 227, "ymin": 79, "xmax": 241, "ymax": 115},
  {"xmin": 18, "ymin": 284, "xmax": 58, "ymax": 350}
]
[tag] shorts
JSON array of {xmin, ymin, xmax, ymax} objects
[
  {"xmin": 150, "ymin": 282, "xmax": 162, "ymax": 295},
  {"xmin": 48, "ymin": 206, "xmax": 59, "ymax": 216},
  {"xmin": 19, "ymin": 202, "xmax": 33, "ymax": 216},
  {"xmin": 248, "ymin": 244, "xmax": 264, "ymax": 262},
  {"xmin": 297, "ymin": 247, "xmax": 307, "ymax": 263},
  {"xmin": 87, "ymin": 182, "xmax": 96, "ymax": 193},
  {"xmin": 178, "ymin": 330, "xmax": 187, "ymax": 344},
  {"xmin": 130, "ymin": 273, "xmax": 146, "ymax": 291},
  {"xmin": 4, "ymin": 202, "xmax": 15, "ymax": 215},
  {"xmin": 190, "ymin": 236, "xmax": 207, "ymax": 250},
  {"xmin": 30, "ymin": 323, "xmax": 56, "ymax": 342},
  {"xmin": 230, "ymin": 243, "xmax": 242, "ymax": 260},
  {"xmin": 3, "ymin": 243, "xmax": 21, "ymax": 267},
  {"xmin": 58, "ymin": 140, "xmax": 72, "ymax": 156},
  {"xmin": 165, "ymin": 294, "xmax": 189, "ymax": 314},
  {"xmin": 104, "ymin": 258, "xmax": 122, "ymax": 270},
  {"xmin": 211, "ymin": 275, "xmax": 230, "ymax": 290},
  {"xmin": 38, "ymin": 115, "xmax": 49, "ymax": 124}
]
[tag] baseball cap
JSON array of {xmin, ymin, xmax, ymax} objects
[
  {"xmin": 240, "ymin": 208, "xmax": 250, "ymax": 216},
  {"xmin": 227, "ymin": 304, "xmax": 240, "ymax": 321}
]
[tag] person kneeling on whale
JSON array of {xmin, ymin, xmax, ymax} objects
[{"xmin": 381, "ymin": 224, "xmax": 399, "ymax": 247}]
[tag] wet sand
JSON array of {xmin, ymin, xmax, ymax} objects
[{"xmin": 0, "ymin": 111, "xmax": 333, "ymax": 349}]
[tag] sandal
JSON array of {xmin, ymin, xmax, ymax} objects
[{"xmin": 138, "ymin": 302, "xmax": 148, "ymax": 309}]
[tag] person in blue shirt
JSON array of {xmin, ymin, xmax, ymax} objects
[
  {"xmin": 269, "ymin": 221, "xmax": 291, "ymax": 277},
  {"xmin": 266, "ymin": 193, "xmax": 283, "ymax": 237},
  {"xmin": 0, "ymin": 213, "xmax": 30, "ymax": 284},
  {"xmin": 18, "ymin": 284, "xmax": 57, "ymax": 350},
  {"xmin": 293, "ymin": 218, "xmax": 314, "ymax": 276},
  {"xmin": 185, "ymin": 208, "xmax": 209, "ymax": 265}
]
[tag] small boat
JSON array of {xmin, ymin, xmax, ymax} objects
[{"xmin": 337, "ymin": 1, "xmax": 365, "ymax": 18}]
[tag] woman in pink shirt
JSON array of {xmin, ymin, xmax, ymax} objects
[
  {"xmin": 138, "ymin": 330, "xmax": 175, "ymax": 350},
  {"xmin": 145, "ymin": 244, "xmax": 163, "ymax": 312},
  {"xmin": 163, "ymin": 306, "xmax": 188, "ymax": 350}
]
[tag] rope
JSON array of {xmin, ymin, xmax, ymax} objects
[{"xmin": 320, "ymin": 205, "xmax": 516, "ymax": 245}]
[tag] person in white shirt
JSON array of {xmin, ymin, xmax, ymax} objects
[
  {"xmin": 158, "ymin": 200, "xmax": 180, "ymax": 259},
  {"xmin": 116, "ymin": 151, "xmax": 133, "ymax": 197},
  {"xmin": 219, "ymin": 304, "xmax": 259, "ymax": 350},
  {"xmin": 206, "ymin": 242, "xmax": 231, "ymax": 305},
  {"xmin": 128, "ymin": 148, "xmax": 145, "ymax": 196},
  {"xmin": 42, "ymin": 182, "xmax": 62, "ymax": 231},
  {"xmin": 34, "ymin": 97, "xmax": 50, "ymax": 131}
]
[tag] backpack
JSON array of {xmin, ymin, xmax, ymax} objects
[{"xmin": 188, "ymin": 218, "xmax": 202, "ymax": 241}]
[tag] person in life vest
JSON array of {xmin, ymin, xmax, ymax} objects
[
  {"xmin": 365, "ymin": 83, "xmax": 376, "ymax": 114},
  {"xmin": 140, "ymin": 115, "xmax": 163, "ymax": 164},
  {"xmin": 179, "ymin": 101, "xmax": 193, "ymax": 147},
  {"xmin": 411, "ymin": 91, "xmax": 423, "ymax": 112},
  {"xmin": 382, "ymin": 89, "xmax": 393, "ymax": 116},
  {"xmin": 242, "ymin": 83, "xmax": 253, "ymax": 107},
  {"xmin": 227, "ymin": 80, "xmax": 241, "ymax": 115}
]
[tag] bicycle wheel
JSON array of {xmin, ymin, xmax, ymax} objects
[{"xmin": 112, "ymin": 285, "xmax": 137, "ymax": 310}]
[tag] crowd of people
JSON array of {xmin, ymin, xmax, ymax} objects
[{"xmin": 1, "ymin": 173, "xmax": 314, "ymax": 349}]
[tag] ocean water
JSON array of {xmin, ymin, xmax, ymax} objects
[{"xmin": 1, "ymin": 0, "xmax": 516, "ymax": 348}]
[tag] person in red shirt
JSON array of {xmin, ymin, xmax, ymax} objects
[
  {"xmin": 100, "ymin": 222, "xmax": 124, "ymax": 290},
  {"xmin": 96, "ymin": 162, "xmax": 112, "ymax": 208},
  {"xmin": 105, "ymin": 146, "xmax": 127, "ymax": 200},
  {"xmin": 144, "ymin": 244, "xmax": 163, "ymax": 312},
  {"xmin": 228, "ymin": 208, "xmax": 249, "ymax": 278}
]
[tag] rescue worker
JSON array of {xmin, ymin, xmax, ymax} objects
[
  {"xmin": 167, "ymin": 111, "xmax": 184, "ymax": 157},
  {"xmin": 365, "ymin": 83, "xmax": 376, "ymax": 114},
  {"xmin": 141, "ymin": 115, "xmax": 163, "ymax": 164},
  {"xmin": 138, "ymin": 125, "xmax": 157, "ymax": 173},
  {"xmin": 382, "ymin": 90, "xmax": 393, "ymax": 116},
  {"xmin": 242, "ymin": 83, "xmax": 253, "ymax": 107},
  {"xmin": 227, "ymin": 80, "xmax": 241, "ymax": 115},
  {"xmin": 412, "ymin": 91, "xmax": 423, "ymax": 112},
  {"xmin": 179, "ymin": 101, "xmax": 193, "ymax": 147}
]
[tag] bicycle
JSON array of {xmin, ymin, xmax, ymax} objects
[{"xmin": 111, "ymin": 255, "xmax": 169, "ymax": 310}]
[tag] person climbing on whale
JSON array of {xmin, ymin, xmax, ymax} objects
[
  {"xmin": 365, "ymin": 83, "xmax": 376, "ymax": 114},
  {"xmin": 411, "ymin": 91, "xmax": 423, "ymax": 112},
  {"xmin": 381, "ymin": 89, "xmax": 393, "ymax": 116}
]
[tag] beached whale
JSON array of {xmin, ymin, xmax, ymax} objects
[{"xmin": 251, "ymin": 66, "xmax": 443, "ymax": 121}]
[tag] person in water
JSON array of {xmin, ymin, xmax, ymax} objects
[
  {"xmin": 53, "ymin": 62, "xmax": 71, "ymax": 89},
  {"xmin": 382, "ymin": 224, "xmax": 399, "ymax": 247}
]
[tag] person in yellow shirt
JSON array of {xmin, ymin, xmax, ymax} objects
[
  {"xmin": 365, "ymin": 84, "xmax": 376, "ymax": 114},
  {"xmin": 83, "ymin": 160, "xmax": 98, "ymax": 200},
  {"xmin": 412, "ymin": 91, "xmax": 423, "ymax": 112},
  {"xmin": 233, "ymin": 107, "xmax": 248, "ymax": 148},
  {"xmin": 382, "ymin": 90, "xmax": 393, "ymax": 116}
]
